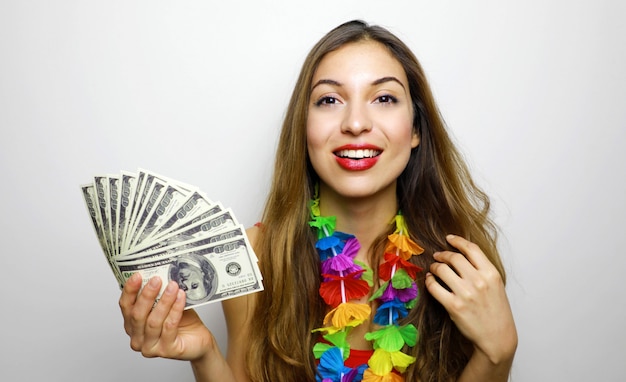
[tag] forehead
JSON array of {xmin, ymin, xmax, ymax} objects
[{"xmin": 312, "ymin": 40, "xmax": 408, "ymax": 84}]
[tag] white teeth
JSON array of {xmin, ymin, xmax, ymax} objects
[{"xmin": 336, "ymin": 149, "xmax": 380, "ymax": 159}]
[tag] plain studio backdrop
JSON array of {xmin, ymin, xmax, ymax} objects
[{"xmin": 1, "ymin": 1, "xmax": 624, "ymax": 381}]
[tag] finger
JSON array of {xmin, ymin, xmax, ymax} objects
[
  {"xmin": 424, "ymin": 272, "xmax": 454, "ymax": 308},
  {"xmin": 432, "ymin": 250, "xmax": 476, "ymax": 279},
  {"xmin": 128, "ymin": 276, "xmax": 162, "ymax": 351},
  {"xmin": 120, "ymin": 273, "xmax": 143, "ymax": 335},
  {"xmin": 120, "ymin": 272, "xmax": 142, "ymax": 312},
  {"xmin": 446, "ymin": 234, "xmax": 490, "ymax": 270},
  {"xmin": 159, "ymin": 289, "xmax": 187, "ymax": 347},
  {"xmin": 429, "ymin": 258, "xmax": 469, "ymax": 294},
  {"xmin": 143, "ymin": 281, "xmax": 181, "ymax": 349}
]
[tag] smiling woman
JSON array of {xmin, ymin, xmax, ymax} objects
[
  {"xmin": 118, "ymin": 20, "xmax": 517, "ymax": 382},
  {"xmin": 307, "ymin": 40, "xmax": 419, "ymax": 200}
]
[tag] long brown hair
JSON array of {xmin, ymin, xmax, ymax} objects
[{"xmin": 247, "ymin": 20, "xmax": 504, "ymax": 381}]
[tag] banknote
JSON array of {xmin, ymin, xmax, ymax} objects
[
  {"xmin": 108, "ymin": 175, "xmax": 121, "ymax": 256},
  {"xmin": 80, "ymin": 169, "xmax": 263, "ymax": 309},
  {"xmin": 93, "ymin": 175, "xmax": 113, "ymax": 253},
  {"xmin": 126, "ymin": 208, "xmax": 239, "ymax": 256},
  {"xmin": 81, "ymin": 184, "xmax": 123, "ymax": 286},
  {"xmin": 144, "ymin": 191, "xmax": 216, "ymax": 244},
  {"xmin": 118, "ymin": 171, "xmax": 138, "ymax": 255},
  {"xmin": 116, "ymin": 234, "xmax": 262, "ymax": 308}
]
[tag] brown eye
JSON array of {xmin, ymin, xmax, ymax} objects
[
  {"xmin": 315, "ymin": 96, "xmax": 338, "ymax": 106},
  {"xmin": 376, "ymin": 95, "xmax": 397, "ymax": 104}
]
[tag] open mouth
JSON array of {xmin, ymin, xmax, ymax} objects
[{"xmin": 334, "ymin": 149, "xmax": 381, "ymax": 160}]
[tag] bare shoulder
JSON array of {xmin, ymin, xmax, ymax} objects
[{"xmin": 245, "ymin": 224, "xmax": 262, "ymax": 250}]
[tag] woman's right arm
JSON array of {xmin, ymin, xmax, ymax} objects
[
  {"xmin": 119, "ymin": 273, "xmax": 238, "ymax": 381},
  {"xmin": 119, "ymin": 224, "xmax": 262, "ymax": 382}
]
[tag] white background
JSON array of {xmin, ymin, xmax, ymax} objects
[{"xmin": 1, "ymin": 1, "xmax": 624, "ymax": 381}]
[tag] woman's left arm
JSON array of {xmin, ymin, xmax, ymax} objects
[{"xmin": 425, "ymin": 234, "xmax": 518, "ymax": 381}]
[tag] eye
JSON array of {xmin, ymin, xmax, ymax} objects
[
  {"xmin": 192, "ymin": 282, "xmax": 199, "ymax": 289},
  {"xmin": 375, "ymin": 94, "xmax": 398, "ymax": 104},
  {"xmin": 314, "ymin": 96, "xmax": 339, "ymax": 107}
]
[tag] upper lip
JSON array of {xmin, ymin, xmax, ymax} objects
[{"xmin": 333, "ymin": 144, "xmax": 383, "ymax": 159}]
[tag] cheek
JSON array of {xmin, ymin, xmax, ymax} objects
[{"xmin": 306, "ymin": 117, "xmax": 326, "ymax": 154}]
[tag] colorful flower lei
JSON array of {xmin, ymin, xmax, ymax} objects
[{"xmin": 309, "ymin": 197, "xmax": 424, "ymax": 382}]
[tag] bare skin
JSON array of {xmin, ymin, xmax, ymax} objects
[
  {"xmin": 119, "ymin": 228, "xmax": 517, "ymax": 382},
  {"xmin": 118, "ymin": 40, "xmax": 517, "ymax": 381},
  {"xmin": 427, "ymin": 235, "xmax": 518, "ymax": 381}
]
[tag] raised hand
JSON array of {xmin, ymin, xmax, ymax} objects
[
  {"xmin": 119, "ymin": 273, "xmax": 215, "ymax": 361},
  {"xmin": 425, "ymin": 234, "xmax": 517, "ymax": 365}
]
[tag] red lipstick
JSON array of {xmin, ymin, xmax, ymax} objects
[{"xmin": 333, "ymin": 144, "xmax": 382, "ymax": 171}]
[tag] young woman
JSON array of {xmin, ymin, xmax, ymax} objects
[{"xmin": 119, "ymin": 20, "xmax": 517, "ymax": 381}]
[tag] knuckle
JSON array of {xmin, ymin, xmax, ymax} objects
[
  {"xmin": 163, "ymin": 318, "xmax": 177, "ymax": 331},
  {"xmin": 118, "ymin": 296, "xmax": 127, "ymax": 310},
  {"xmin": 141, "ymin": 349, "xmax": 157, "ymax": 358},
  {"xmin": 451, "ymin": 298, "xmax": 467, "ymax": 313},
  {"xmin": 474, "ymin": 278, "xmax": 488, "ymax": 292},
  {"xmin": 129, "ymin": 338, "xmax": 142, "ymax": 352},
  {"xmin": 466, "ymin": 241, "xmax": 479, "ymax": 251},
  {"xmin": 449, "ymin": 252, "xmax": 464, "ymax": 263},
  {"xmin": 145, "ymin": 316, "xmax": 161, "ymax": 331},
  {"xmin": 130, "ymin": 308, "xmax": 144, "ymax": 323},
  {"xmin": 486, "ymin": 269, "xmax": 503, "ymax": 283},
  {"xmin": 459, "ymin": 288, "xmax": 475, "ymax": 302}
]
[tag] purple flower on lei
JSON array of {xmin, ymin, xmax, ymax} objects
[
  {"xmin": 380, "ymin": 281, "xmax": 418, "ymax": 302},
  {"xmin": 316, "ymin": 232, "xmax": 355, "ymax": 261},
  {"xmin": 320, "ymin": 236, "xmax": 361, "ymax": 276}
]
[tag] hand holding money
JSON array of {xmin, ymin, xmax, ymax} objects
[{"xmin": 81, "ymin": 169, "xmax": 263, "ymax": 309}]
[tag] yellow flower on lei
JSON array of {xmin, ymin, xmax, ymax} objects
[
  {"xmin": 367, "ymin": 347, "xmax": 416, "ymax": 375},
  {"xmin": 322, "ymin": 301, "xmax": 371, "ymax": 330}
]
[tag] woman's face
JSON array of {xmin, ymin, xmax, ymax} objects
[
  {"xmin": 177, "ymin": 265, "xmax": 208, "ymax": 301},
  {"xmin": 306, "ymin": 40, "xmax": 419, "ymax": 201}
]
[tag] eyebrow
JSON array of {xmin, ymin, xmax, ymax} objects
[
  {"xmin": 310, "ymin": 76, "xmax": 406, "ymax": 92},
  {"xmin": 372, "ymin": 76, "xmax": 406, "ymax": 90}
]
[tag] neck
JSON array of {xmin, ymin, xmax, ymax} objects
[{"xmin": 317, "ymin": 184, "xmax": 398, "ymax": 251}]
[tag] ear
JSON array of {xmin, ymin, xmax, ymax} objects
[{"xmin": 410, "ymin": 128, "xmax": 420, "ymax": 148}]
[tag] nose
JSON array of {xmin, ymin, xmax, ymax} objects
[{"xmin": 341, "ymin": 103, "xmax": 372, "ymax": 135}]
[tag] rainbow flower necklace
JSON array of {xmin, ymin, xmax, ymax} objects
[{"xmin": 309, "ymin": 197, "xmax": 425, "ymax": 382}]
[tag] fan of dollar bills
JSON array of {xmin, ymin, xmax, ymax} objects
[{"xmin": 81, "ymin": 169, "xmax": 263, "ymax": 309}]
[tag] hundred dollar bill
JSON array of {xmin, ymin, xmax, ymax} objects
[
  {"xmin": 94, "ymin": 175, "xmax": 113, "ymax": 252},
  {"xmin": 81, "ymin": 184, "xmax": 109, "ymax": 257},
  {"xmin": 123, "ymin": 169, "xmax": 185, "ymax": 249},
  {"xmin": 124, "ymin": 171, "xmax": 157, "ymax": 248},
  {"xmin": 126, "ymin": 208, "xmax": 239, "ymax": 256},
  {"xmin": 118, "ymin": 171, "xmax": 138, "ymax": 255},
  {"xmin": 82, "ymin": 169, "xmax": 264, "ymax": 306},
  {"xmin": 116, "ymin": 235, "xmax": 263, "ymax": 308},
  {"xmin": 125, "ymin": 177, "xmax": 167, "ymax": 251},
  {"xmin": 144, "ymin": 192, "xmax": 218, "ymax": 243},
  {"xmin": 108, "ymin": 175, "xmax": 121, "ymax": 256},
  {"xmin": 130, "ymin": 184, "xmax": 190, "ymax": 249},
  {"xmin": 137, "ymin": 167, "xmax": 197, "ymax": 194},
  {"xmin": 81, "ymin": 184, "xmax": 123, "ymax": 286},
  {"xmin": 122, "ymin": 170, "xmax": 147, "ymax": 250}
]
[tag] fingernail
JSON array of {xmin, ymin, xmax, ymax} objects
[
  {"xmin": 447, "ymin": 234, "xmax": 456, "ymax": 239},
  {"xmin": 148, "ymin": 277, "xmax": 160, "ymax": 288},
  {"xmin": 129, "ymin": 272, "xmax": 140, "ymax": 282},
  {"xmin": 164, "ymin": 281, "xmax": 176, "ymax": 294}
]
